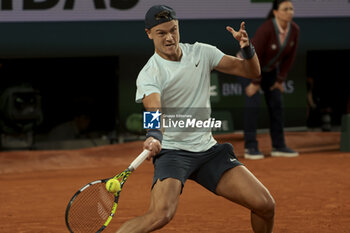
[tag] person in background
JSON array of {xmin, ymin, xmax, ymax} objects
[
  {"xmin": 48, "ymin": 109, "xmax": 92, "ymax": 141},
  {"xmin": 240, "ymin": 0, "xmax": 300, "ymax": 159}
]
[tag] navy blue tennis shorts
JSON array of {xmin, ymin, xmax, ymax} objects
[{"xmin": 152, "ymin": 143, "xmax": 243, "ymax": 194}]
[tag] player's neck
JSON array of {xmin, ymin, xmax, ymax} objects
[{"xmin": 156, "ymin": 47, "xmax": 182, "ymax": 61}]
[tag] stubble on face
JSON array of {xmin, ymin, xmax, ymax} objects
[{"xmin": 146, "ymin": 20, "xmax": 182, "ymax": 61}]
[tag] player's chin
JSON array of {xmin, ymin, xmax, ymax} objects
[
  {"xmin": 164, "ymin": 44, "xmax": 176, "ymax": 51},
  {"xmin": 169, "ymin": 46, "xmax": 180, "ymax": 54}
]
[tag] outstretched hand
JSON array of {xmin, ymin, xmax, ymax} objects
[{"xmin": 226, "ymin": 22, "xmax": 250, "ymax": 48}]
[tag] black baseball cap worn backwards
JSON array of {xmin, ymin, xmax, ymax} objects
[{"xmin": 145, "ymin": 5, "xmax": 177, "ymax": 29}]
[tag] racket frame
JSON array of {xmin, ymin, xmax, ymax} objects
[{"xmin": 65, "ymin": 149, "xmax": 149, "ymax": 233}]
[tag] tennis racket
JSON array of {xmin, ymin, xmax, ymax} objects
[{"xmin": 65, "ymin": 149, "xmax": 150, "ymax": 233}]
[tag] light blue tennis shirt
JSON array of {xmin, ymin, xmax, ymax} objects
[{"xmin": 136, "ymin": 42, "xmax": 225, "ymax": 152}]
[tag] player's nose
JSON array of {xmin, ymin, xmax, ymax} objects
[{"xmin": 165, "ymin": 33, "xmax": 174, "ymax": 41}]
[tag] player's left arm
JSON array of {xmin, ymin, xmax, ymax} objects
[
  {"xmin": 142, "ymin": 92, "xmax": 162, "ymax": 159},
  {"xmin": 214, "ymin": 21, "xmax": 261, "ymax": 79}
]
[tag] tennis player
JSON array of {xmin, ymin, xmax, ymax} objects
[{"xmin": 116, "ymin": 5, "xmax": 275, "ymax": 233}]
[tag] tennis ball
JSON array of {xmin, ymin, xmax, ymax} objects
[{"xmin": 106, "ymin": 179, "xmax": 121, "ymax": 193}]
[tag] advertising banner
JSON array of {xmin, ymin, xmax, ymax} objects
[{"xmin": 1, "ymin": 0, "xmax": 349, "ymax": 22}]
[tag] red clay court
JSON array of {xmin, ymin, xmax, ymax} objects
[{"xmin": 1, "ymin": 131, "xmax": 349, "ymax": 233}]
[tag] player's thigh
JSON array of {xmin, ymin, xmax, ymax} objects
[
  {"xmin": 216, "ymin": 165, "xmax": 274, "ymax": 211},
  {"xmin": 149, "ymin": 178, "xmax": 182, "ymax": 214}
]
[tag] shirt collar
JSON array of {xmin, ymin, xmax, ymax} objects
[{"xmin": 275, "ymin": 19, "xmax": 290, "ymax": 35}]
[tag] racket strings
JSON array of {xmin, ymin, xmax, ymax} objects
[{"xmin": 67, "ymin": 182, "xmax": 115, "ymax": 232}]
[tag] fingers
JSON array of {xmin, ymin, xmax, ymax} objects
[
  {"xmin": 245, "ymin": 83, "xmax": 260, "ymax": 97},
  {"xmin": 226, "ymin": 22, "xmax": 248, "ymax": 44},
  {"xmin": 270, "ymin": 82, "xmax": 284, "ymax": 92},
  {"xmin": 239, "ymin": 22, "xmax": 249, "ymax": 44},
  {"xmin": 226, "ymin": 26, "xmax": 236, "ymax": 35},
  {"xmin": 227, "ymin": 21, "xmax": 246, "ymax": 33},
  {"xmin": 279, "ymin": 85, "xmax": 284, "ymax": 93},
  {"xmin": 241, "ymin": 34, "xmax": 249, "ymax": 43},
  {"xmin": 144, "ymin": 137, "xmax": 161, "ymax": 159},
  {"xmin": 270, "ymin": 82, "xmax": 277, "ymax": 91},
  {"xmin": 227, "ymin": 26, "xmax": 240, "ymax": 42},
  {"xmin": 240, "ymin": 21, "xmax": 245, "ymax": 30},
  {"xmin": 246, "ymin": 89, "xmax": 254, "ymax": 97}
]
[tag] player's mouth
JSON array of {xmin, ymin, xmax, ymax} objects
[{"xmin": 165, "ymin": 43, "xmax": 175, "ymax": 48}]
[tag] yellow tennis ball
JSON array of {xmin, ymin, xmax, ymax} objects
[{"xmin": 106, "ymin": 179, "xmax": 121, "ymax": 193}]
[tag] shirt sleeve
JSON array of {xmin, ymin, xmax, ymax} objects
[
  {"xmin": 135, "ymin": 70, "xmax": 161, "ymax": 103},
  {"xmin": 198, "ymin": 43, "xmax": 225, "ymax": 70}
]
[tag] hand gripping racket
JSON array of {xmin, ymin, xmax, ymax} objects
[{"xmin": 65, "ymin": 149, "xmax": 150, "ymax": 233}]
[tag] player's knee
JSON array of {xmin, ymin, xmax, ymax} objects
[
  {"xmin": 265, "ymin": 195, "xmax": 275, "ymax": 219},
  {"xmin": 150, "ymin": 205, "xmax": 176, "ymax": 227},
  {"xmin": 256, "ymin": 193, "xmax": 275, "ymax": 219},
  {"xmin": 158, "ymin": 209, "xmax": 175, "ymax": 225}
]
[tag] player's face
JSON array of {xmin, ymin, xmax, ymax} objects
[
  {"xmin": 146, "ymin": 20, "xmax": 181, "ymax": 61},
  {"xmin": 274, "ymin": 1, "xmax": 294, "ymax": 23}
]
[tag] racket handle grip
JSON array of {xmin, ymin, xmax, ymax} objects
[{"xmin": 128, "ymin": 149, "xmax": 150, "ymax": 171}]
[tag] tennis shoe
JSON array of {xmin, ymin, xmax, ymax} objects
[
  {"xmin": 271, "ymin": 147, "xmax": 299, "ymax": 157},
  {"xmin": 244, "ymin": 148, "xmax": 264, "ymax": 160}
]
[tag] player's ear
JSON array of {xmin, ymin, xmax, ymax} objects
[{"xmin": 145, "ymin": 29, "xmax": 153, "ymax": 40}]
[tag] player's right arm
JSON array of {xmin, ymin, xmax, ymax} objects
[
  {"xmin": 215, "ymin": 22, "xmax": 261, "ymax": 79},
  {"xmin": 142, "ymin": 93, "xmax": 162, "ymax": 159}
]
